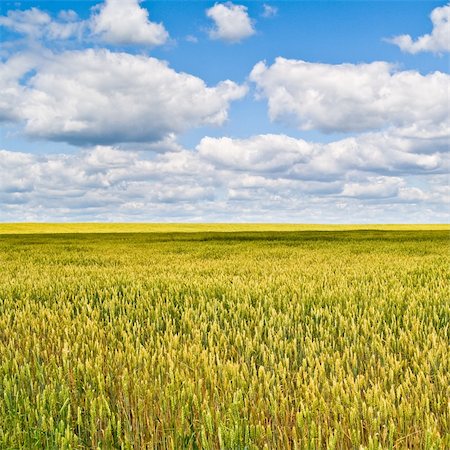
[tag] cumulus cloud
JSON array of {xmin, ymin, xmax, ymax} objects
[
  {"xmin": 0, "ymin": 8, "xmax": 52, "ymax": 37},
  {"xmin": 1, "ymin": 49, "xmax": 247, "ymax": 145},
  {"xmin": 1, "ymin": 143, "xmax": 448, "ymax": 223},
  {"xmin": 0, "ymin": 53, "xmax": 37, "ymax": 122},
  {"xmin": 250, "ymin": 58, "xmax": 450, "ymax": 133},
  {"xmin": 197, "ymin": 134, "xmax": 313, "ymax": 172},
  {"xmin": 0, "ymin": 0, "xmax": 168, "ymax": 46},
  {"xmin": 90, "ymin": 0, "xmax": 168, "ymax": 46},
  {"xmin": 206, "ymin": 2, "xmax": 255, "ymax": 43},
  {"xmin": 387, "ymin": 3, "xmax": 450, "ymax": 54},
  {"xmin": 197, "ymin": 130, "xmax": 448, "ymax": 179},
  {"xmin": 0, "ymin": 146, "xmax": 217, "ymax": 220},
  {"xmin": 0, "ymin": 7, "xmax": 86, "ymax": 41}
]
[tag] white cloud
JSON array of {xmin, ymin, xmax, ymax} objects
[
  {"xmin": 0, "ymin": 53, "xmax": 35, "ymax": 122},
  {"xmin": 0, "ymin": 0, "xmax": 168, "ymax": 46},
  {"xmin": 1, "ymin": 143, "xmax": 448, "ymax": 222},
  {"xmin": 58, "ymin": 10, "xmax": 79, "ymax": 22},
  {"xmin": 312, "ymin": 130, "xmax": 447, "ymax": 177},
  {"xmin": 397, "ymin": 187, "xmax": 430, "ymax": 202},
  {"xmin": 0, "ymin": 7, "xmax": 85, "ymax": 40},
  {"xmin": 0, "ymin": 147, "xmax": 218, "ymax": 218},
  {"xmin": 193, "ymin": 128, "xmax": 448, "ymax": 216},
  {"xmin": 0, "ymin": 150, "xmax": 36, "ymax": 195},
  {"xmin": 341, "ymin": 180, "xmax": 439, "ymax": 203},
  {"xmin": 197, "ymin": 129, "xmax": 448, "ymax": 179},
  {"xmin": 250, "ymin": 58, "xmax": 450, "ymax": 133},
  {"xmin": 90, "ymin": 0, "xmax": 168, "ymax": 46},
  {"xmin": 197, "ymin": 134, "xmax": 313, "ymax": 172},
  {"xmin": 388, "ymin": 3, "xmax": 450, "ymax": 54},
  {"xmin": 1, "ymin": 49, "xmax": 247, "ymax": 145},
  {"xmin": 0, "ymin": 7, "xmax": 51, "ymax": 37},
  {"xmin": 262, "ymin": 4, "xmax": 278, "ymax": 18},
  {"xmin": 341, "ymin": 177, "xmax": 404, "ymax": 199},
  {"xmin": 206, "ymin": 2, "xmax": 255, "ymax": 43}
]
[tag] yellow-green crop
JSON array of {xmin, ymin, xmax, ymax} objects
[{"xmin": 0, "ymin": 226, "xmax": 448, "ymax": 449}]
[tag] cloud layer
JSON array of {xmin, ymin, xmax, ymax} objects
[
  {"xmin": 1, "ymin": 125, "xmax": 447, "ymax": 221},
  {"xmin": 197, "ymin": 130, "xmax": 448, "ymax": 179}
]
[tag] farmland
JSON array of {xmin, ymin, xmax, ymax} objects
[{"xmin": 0, "ymin": 225, "xmax": 449, "ymax": 449}]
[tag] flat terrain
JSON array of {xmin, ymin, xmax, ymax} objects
[
  {"xmin": 0, "ymin": 226, "xmax": 449, "ymax": 448},
  {"xmin": 1, "ymin": 223, "xmax": 448, "ymax": 234}
]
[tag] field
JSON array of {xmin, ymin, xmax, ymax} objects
[{"xmin": 0, "ymin": 225, "xmax": 449, "ymax": 449}]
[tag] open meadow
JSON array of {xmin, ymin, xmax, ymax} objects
[{"xmin": 0, "ymin": 225, "xmax": 449, "ymax": 449}]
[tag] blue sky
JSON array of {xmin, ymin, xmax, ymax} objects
[{"xmin": 0, "ymin": 1, "xmax": 449, "ymax": 222}]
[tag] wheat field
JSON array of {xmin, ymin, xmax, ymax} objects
[{"xmin": 0, "ymin": 226, "xmax": 448, "ymax": 449}]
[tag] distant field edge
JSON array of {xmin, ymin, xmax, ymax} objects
[{"xmin": 0, "ymin": 223, "xmax": 448, "ymax": 234}]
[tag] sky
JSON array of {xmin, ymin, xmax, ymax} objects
[{"xmin": 0, "ymin": 0, "xmax": 449, "ymax": 223}]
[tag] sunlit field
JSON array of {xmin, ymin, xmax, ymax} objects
[
  {"xmin": 0, "ymin": 225, "xmax": 448, "ymax": 449},
  {"xmin": 0, "ymin": 223, "xmax": 448, "ymax": 234}
]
